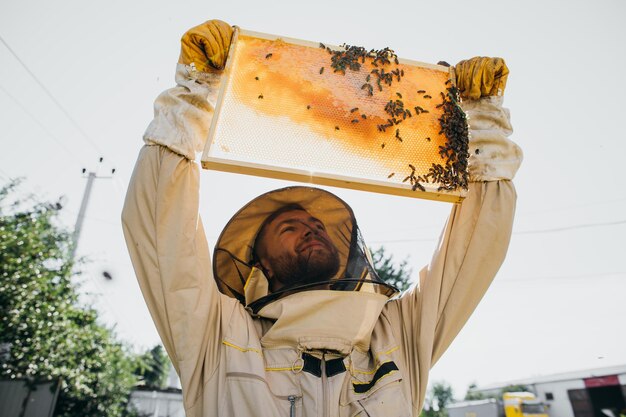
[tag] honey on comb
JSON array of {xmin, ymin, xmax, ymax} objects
[{"xmin": 228, "ymin": 35, "xmax": 454, "ymax": 180}]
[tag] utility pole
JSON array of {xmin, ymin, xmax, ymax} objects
[{"xmin": 71, "ymin": 158, "xmax": 115, "ymax": 260}]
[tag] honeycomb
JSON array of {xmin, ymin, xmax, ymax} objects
[{"xmin": 202, "ymin": 29, "xmax": 466, "ymax": 201}]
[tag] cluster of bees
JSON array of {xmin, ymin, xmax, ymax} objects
[
  {"xmin": 320, "ymin": 42, "xmax": 469, "ymax": 192},
  {"xmin": 432, "ymin": 85, "xmax": 469, "ymax": 191},
  {"xmin": 396, "ymin": 86, "xmax": 469, "ymax": 192}
]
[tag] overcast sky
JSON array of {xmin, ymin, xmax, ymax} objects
[{"xmin": 1, "ymin": 0, "xmax": 625, "ymax": 399}]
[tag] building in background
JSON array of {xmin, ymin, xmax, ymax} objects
[
  {"xmin": 129, "ymin": 363, "xmax": 183, "ymax": 417},
  {"xmin": 472, "ymin": 365, "xmax": 626, "ymax": 417},
  {"xmin": 0, "ymin": 379, "xmax": 61, "ymax": 417},
  {"xmin": 129, "ymin": 387, "xmax": 184, "ymax": 417}
]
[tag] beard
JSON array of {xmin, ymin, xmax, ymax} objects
[{"xmin": 268, "ymin": 238, "xmax": 341, "ymax": 291}]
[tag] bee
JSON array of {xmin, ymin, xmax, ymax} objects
[
  {"xmin": 361, "ymin": 114, "xmax": 367, "ymax": 119},
  {"xmin": 417, "ymin": 90, "xmax": 426, "ymax": 94},
  {"xmin": 436, "ymin": 103, "xmax": 444, "ymax": 108},
  {"xmin": 426, "ymin": 137, "xmax": 431, "ymax": 142},
  {"xmin": 319, "ymin": 43, "xmax": 326, "ymax": 49},
  {"xmin": 422, "ymin": 109, "xmax": 429, "ymax": 114},
  {"xmin": 396, "ymin": 92, "xmax": 402, "ymax": 98},
  {"xmin": 351, "ymin": 119, "xmax": 359, "ymax": 123},
  {"xmin": 400, "ymin": 69, "xmax": 404, "ymax": 77},
  {"xmin": 350, "ymin": 107, "xmax": 359, "ymax": 113},
  {"xmin": 335, "ymin": 126, "xmax": 340, "ymax": 130},
  {"xmin": 255, "ymin": 76, "xmax": 259, "ymax": 80},
  {"xmin": 394, "ymin": 56, "xmax": 399, "ymax": 65},
  {"xmin": 265, "ymin": 53, "xmax": 273, "ymax": 59},
  {"xmin": 475, "ymin": 148, "xmax": 480, "ymax": 155},
  {"xmin": 320, "ymin": 67, "xmax": 324, "ymax": 74},
  {"xmin": 412, "ymin": 182, "xmax": 425, "ymax": 192},
  {"xmin": 445, "ymin": 79, "xmax": 451, "ymax": 85},
  {"xmin": 424, "ymin": 95, "xmax": 432, "ymax": 99},
  {"xmin": 381, "ymin": 143, "xmax": 386, "ymax": 148},
  {"xmin": 258, "ymin": 94, "xmax": 264, "ymax": 99},
  {"xmin": 366, "ymin": 74, "xmax": 371, "ymax": 82},
  {"xmin": 387, "ymin": 172, "xmax": 395, "ymax": 178},
  {"xmin": 307, "ymin": 105, "xmax": 311, "ymax": 110}
]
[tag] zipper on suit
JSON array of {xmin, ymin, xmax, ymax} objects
[
  {"xmin": 288, "ymin": 395, "xmax": 297, "ymax": 417},
  {"xmin": 321, "ymin": 352, "xmax": 329, "ymax": 417}
]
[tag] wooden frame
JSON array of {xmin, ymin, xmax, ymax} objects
[{"xmin": 201, "ymin": 27, "xmax": 467, "ymax": 203}]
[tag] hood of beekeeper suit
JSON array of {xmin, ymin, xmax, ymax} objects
[
  {"xmin": 214, "ymin": 186, "xmax": 399, "ymax": 309},
  {"xmin": 213, "ymin": 186, "xmax": 399, "ymax": 353}
]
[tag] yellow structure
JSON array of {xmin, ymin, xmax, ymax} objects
[{"xmin": 503, "ymin": 392, "xmax": 549, "ymax": 417}]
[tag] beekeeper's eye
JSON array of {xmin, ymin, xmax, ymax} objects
[{"xmin": 280, "ymin": 226, "xmax": 295, "ymax": 234}]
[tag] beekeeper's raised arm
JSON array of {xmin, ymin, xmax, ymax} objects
[
  {"xmin": 121, "ymin": 19, "xmax": 234, "ymax": 403},
  {"xmin": 384, "ymin": 57, "xmax": 523, "ymax": 411}
]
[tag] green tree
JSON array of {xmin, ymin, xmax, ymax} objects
[
  {"xmin": 464, "ymin": 382, "xmax": 486, "ymax": 400},
  {"xmin": 421, "ymin": 381, "xmax": 455, "ymax": 417},
  {"xmin": 371, "ymin": 246, "xmax": 413, "ymax": 291},
  {"xmin": 0, "ymin": 180, "xmax": 139, "ymax": 417},
  {"xmin": 463, "ymin": 383, "xmax": 531, "ymax": 402},
  {"xmin": 501, "ymin": 384, "xmax": 531, "ymax": 394},
  {"xmin": 134, "ymin": 345, "xmax": 171, "ymax": 389}
]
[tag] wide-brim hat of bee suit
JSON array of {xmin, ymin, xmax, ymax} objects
[{"xmin": 213, "ymin": 186, "xmax": 398, "ymax": 312}]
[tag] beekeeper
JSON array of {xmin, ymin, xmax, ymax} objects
[{"xmin": 122, "ymin": 19, "xmax": 522, "ymax": 417}]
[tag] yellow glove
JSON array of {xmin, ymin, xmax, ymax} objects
[
  {"xmin": 178, "ymin": 19, "xmax": 234, "ymax": 72},
  {"xmin": 455, "ymin": 57, "xmax": 509, "ymax": 100}
]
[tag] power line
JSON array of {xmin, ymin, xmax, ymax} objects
[
  {"xmin": 366, "ymin": 219, "xmax": 626, "ymax": 244},
  {"xmin": 519, "ymin": 197, "xmax": 626, "ymax": 216},
  {"xmin": 361, "ymin": 201, "xmax": 626, "ymax": 244},
  {"xmin": 0, "ymin": 34, "xmax": 104, "ymax": 156},
  {"xmin": 497, "ymin": 271, "xmax": 626, "ymax": 283},
  {"xmin": 0, "ymin": 83, "xmax": 79, "ymax": 161},
  {"xmin": 515, "ymin": 219, "xmax": 626, "ymax": 235}
]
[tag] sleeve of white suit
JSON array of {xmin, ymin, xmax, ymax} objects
[
  {"xmin": 386, "ymin": 95, "xmax": 523, "ymax": 412},
  {"xmin": 122, "ymin": 63, "xmax": 235, "ymax": 412},
  {"xmin": 143, "ymin": 64, "xmax": 222, "ymax": 160}
]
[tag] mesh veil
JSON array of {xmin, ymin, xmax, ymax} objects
[{"xmin": 212, "ymin": 186, "xmax": 399, "ymax": 313}]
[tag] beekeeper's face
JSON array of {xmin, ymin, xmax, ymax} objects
[{"xmin": 255, "ymin": 209, "xmax": 340, "ymax": 292}]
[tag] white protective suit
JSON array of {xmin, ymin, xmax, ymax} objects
[{"xmin": 122, "ymin": 63, "xmax": 523, "ymax": 417}]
